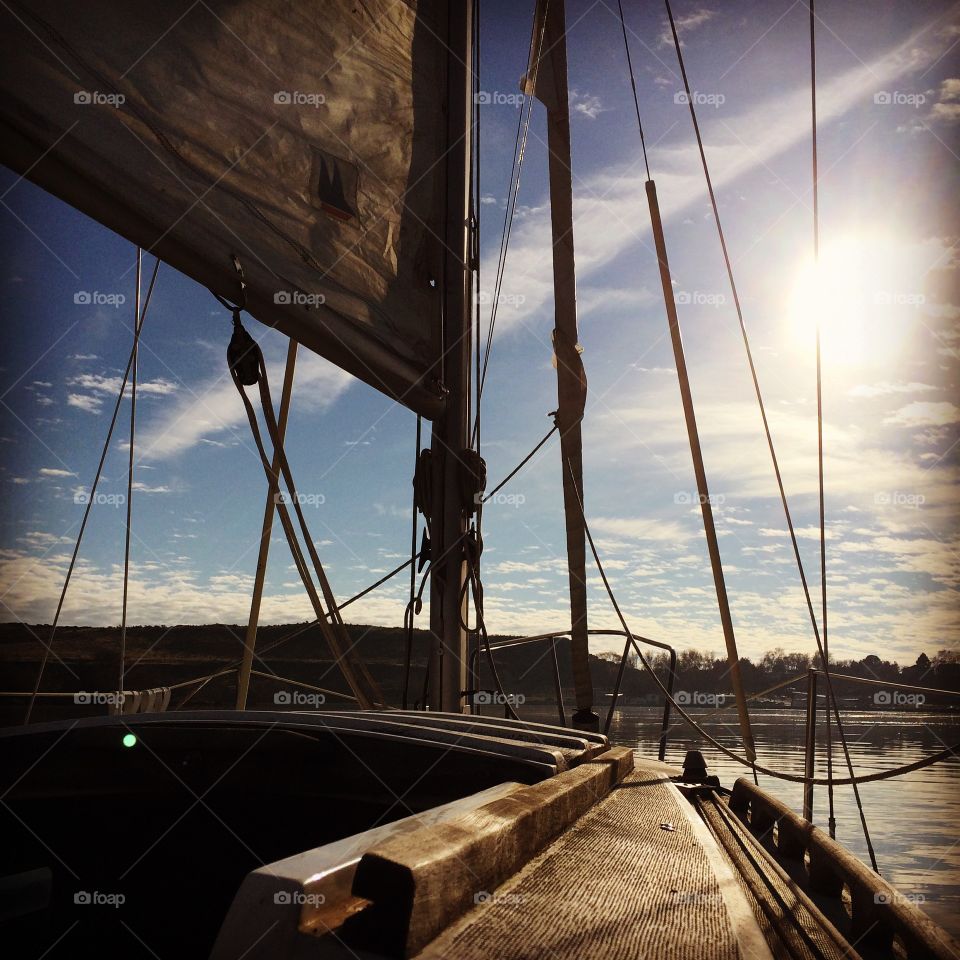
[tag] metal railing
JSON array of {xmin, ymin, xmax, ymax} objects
[
  {"xmin": 798, "ymin": 668, "xmax": 960, "ymax": 822},
  {"xmin": 468, "ymin": 628, "xmax": 678, "ymax": 760}
]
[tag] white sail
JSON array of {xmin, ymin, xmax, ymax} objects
[{"xmin": 0, "ymin": 0, "xmax": 451, "ymax": 416}]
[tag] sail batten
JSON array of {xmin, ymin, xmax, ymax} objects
[{"xmin": 0, "ymin": 0, "xmax": 450, "ymax": 417}]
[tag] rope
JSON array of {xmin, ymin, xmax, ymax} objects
[
  {"xmin": 568, "ymin": 455, "xmax": 959, "ymax": 787},
  {"xmin": 253, "ymin": 361, "xmax": 385, "ymax": 706},
  {"xmin": 118, "ymin": 247, "xmax": 141, "ymax": 694},
  {"xmin": 482, "ymin": 420, "xmax": 558, "ymax": 504},
  {"xmin": 463, "ymin": 536, "xmax": 520, "ymax": 721},
  {"xmin": 403, "ymin": 416, "xmax": 422, "ymax": 709},
  {"xmin": 614, "ymin": 0, "xmax": 651, "ymax": 180},
  {"xmin": 473, "ymin": 0, "xmax": 483, "ymax": 456},
  {"xmin": 24, "ymin": 257, "xmax": 161, "ymax": 725},
  {"xmin": 473, "ymin": 0, "xmax": 550, "ymax": 426},
  {"xmin": 664, "ymin": 0, "xmax": 877, "ymax": 868},
  {"xmin": 229, "ymin": 328, "xmax": 383, "ymax": 708}
]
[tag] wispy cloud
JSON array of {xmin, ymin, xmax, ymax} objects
[
  {"xmin": 482, "ymin": 10, "xmax": 957, "ymax": 336},
  {"xmin": 658, "ymin": 7, "xmax": 716, "ymax": 48},
  {"xmin": 571, "ymin": 89, "xmax": 607, "ymax": 120},
  {"xmin": 136, "ymin": 349, "xmax": 352, "ymax": 459},
  {"xmin": 66, "ymin": 393, "xmax": 103, "ymax": 414}
]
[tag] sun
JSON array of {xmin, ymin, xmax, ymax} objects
[{"xmin": 786, "ymin": 233, "xmax": 918, "ymax": 369}]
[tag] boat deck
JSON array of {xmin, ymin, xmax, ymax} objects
[{"xmin": 417, "ymin": 760, "xmax": 772, "ymax": 960}]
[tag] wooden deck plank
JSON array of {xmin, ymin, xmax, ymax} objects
[{"xmin": 417, "ymin": 761, "xmax": 772, "ymax": 960}]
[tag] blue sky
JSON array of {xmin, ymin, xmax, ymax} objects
[{"xmin": 1, "ymin": 0, "xmax": 958, "ymax": 665}]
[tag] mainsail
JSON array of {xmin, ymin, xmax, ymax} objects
[{"xmin": 0, "ymin": 0, "xmax": 452, "ymax": 417}]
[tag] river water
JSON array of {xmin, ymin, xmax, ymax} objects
[{"xmin": 526, "ymin": 706, "xmax": 960, "ymax": 938}]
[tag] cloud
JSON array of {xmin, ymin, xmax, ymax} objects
[
  {"xmin": 658, "ymin": 7, "xmax": 715, "ymax": 47},
  {"xmin": 884, "ymin": 401, "xmax": 960, "ymax": 427},
  {"xmin": 927, "ymin": 77, "xmax": 960, "ymax": 124},
  {"xmin": 848, "ymin": 381, "xmax": 936, "ymax": 398},
  {"xmin": 136, "ymin": 349, "xmax": 352, "ymax": 459},
  {"xmin": 571, "ymin": 90, "xmax": 607, "ymax": 120},
  {"xmin": 0, "ymin": 549, "xmax": 418, "ymax": 632},
  {"xmin": 479, "ymin": 12, "xmax": 957, "ymax": 339},
  {"xmin": 131, "ymin": 481, "xmax": 173, "ymax": 494},
  {"xmin": 38, "ymin": 468, "xmax": 76, "ymax": 478},
  {"xmin": 68, "ymin": 373, "xmax": 178, "ymax": 397},
  {"xmin": 66, "ymin": 393, "xmax": 103, "ymax": 414},
  {"xmin": 590, "ymin": 516, "xmax": 693, "ymax": 542}
]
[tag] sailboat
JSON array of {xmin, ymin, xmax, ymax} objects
[{"xmin": 1, "ymin": 1, "xmax": 958, "ymax": 958}]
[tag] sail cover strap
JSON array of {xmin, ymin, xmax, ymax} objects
[{"xmin": 0, "ymin": 0, "xmax": 453, "ymax": 417}]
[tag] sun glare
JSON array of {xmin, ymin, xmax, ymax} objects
[{"xmin": 786, "ymin": 233, "xmax": 919, "ymax": 369}]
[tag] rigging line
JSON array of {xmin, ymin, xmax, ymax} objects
[
  {"xmin": 24, "ymin": 257, "xmax": 161, "ymax": 725},
  {"xmin": 476, "ymin": 91, "xmax": 535, "ymax": 412},
  {"xmin": 464, "ymin": 549, "xmax": 520, "ymax": 721},
  {"xmin": 473, "ymin": 0, "xmax": 482, "ymax": 455},
  {"xmin": 664, "ymin": 0, "xmax": 875, "ymax": 854},
  {"xmin": 575, "ymin": 427, "xmax": 762, "ymax": 772},
  {"xmin": 482, "ymin": 421, "xmax": 558, "ymax": 503},
  {"xmin": 810, "ymin": 0, "xmax": 836, "ymax": 841},
  {"xmin": 171, "ymin": 556, "xmax": 420, "ymax": 709},
  {"xmin": 233, "ymin": 362, "xmax": 377, "ymax": 709},
  {"xmin": 234, "ymin": 336, "xmax": 387, "ymax": 707},
  {"xmin": 474, "ymin": 0, "xmax": 551, "ymax": 429},
  {"xmin": 403, "ymin": 415, "xmax": 422, "ymax": 709},
  {"xmin": 615, "ymin": 0, "xmax": 651, "ymax": 180},
  {"xmin": 119, "ymin": 247, "xmax": 142, "ymax": 695},
  {"xmin": 337, "ymin": 557, "xmax": 416, "ymax": 614},
  {"xmin": 568, "ymin": 458, "xmax": 960, "ymax": 787},
  {"xmin": 253, "ymin": 355, "xmax": 384, "ymax": 705}
]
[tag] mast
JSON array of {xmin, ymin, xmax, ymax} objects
[
  {"xmin": 427, "ymin": 0, "xmax": 474, "ymax": 713},
  {"xmin": 528, "ymin": 0, "xmax": 597, "ymax": 731}
]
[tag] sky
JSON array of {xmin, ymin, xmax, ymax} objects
[{"xmin": 0, "ymin": 0, "xmax": 958, "ymax": 668}]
